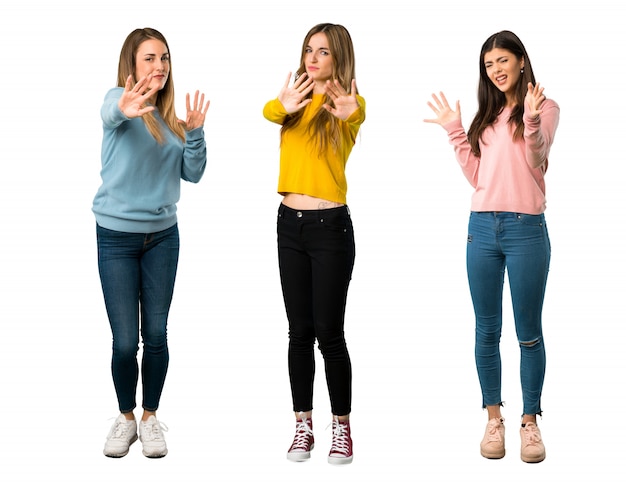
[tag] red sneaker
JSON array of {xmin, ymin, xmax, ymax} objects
[
  {"xmin": 287, "ymin": 416, "xmax": 314, "ymax": 462},
  {"xmin": 328, "ymin": 419, "xmax": 353, "ymax": 465}
]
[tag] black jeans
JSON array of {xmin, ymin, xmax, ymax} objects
[{"xmin": 277, "ymin": 204, "xmax": 355, "ymax": 416}]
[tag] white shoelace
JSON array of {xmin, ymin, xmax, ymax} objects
[
  {"xmin": 290, "ymin": 419, "xmax": 313, "ymax": 450},
  {"xmin": 141, "ymin": 420, "xmax": 168, "ymax": 442},
  {"xmin": 107, "ymin": 417, "xmax": 135, "ymax": 440},
  {"xmin": 328, "ymin": 420, "xmax": 350, "ymax": 455}
]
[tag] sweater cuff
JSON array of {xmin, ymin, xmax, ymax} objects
[
  {"xmin": 443, "ymin": 118, "xmax": 463, "ymax": 134},
  {"xmin": 346, "ymin": 105, "xmax": 364, "ymax": 124},
  {"xmin": 185, "ymin": 126, "xmax": 205, "ymax": 140}
]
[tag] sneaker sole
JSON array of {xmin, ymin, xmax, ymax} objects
[
  {"xmin": 521, "ymin": 451, "xmax": 546, "ymax": 463},
  {"xmin": 328, "ymin": 455, "xmax": 353, "ymax": 465},
  {"xmin": 480, "ymin": 449, "xmax": 505, "ymax": 459},
  {"xmin": 103, "ymin": 434, "xmax": 138, "ymax": 458},
  {"xmin": 142, "ymin": 448, "xmax": 168, "ymax": 459},
  {"xmin": 287, "ymin": 444, "xmax": 314, "ymax": 462}
]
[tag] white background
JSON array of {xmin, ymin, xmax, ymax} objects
[{"xmin": 0, "ymin": 1, "xmax": 623, "ymax": 485}]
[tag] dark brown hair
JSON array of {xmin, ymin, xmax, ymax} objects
[{"xmin": 468, "ymin": 30, "xmax": 536, "ymax": 156}]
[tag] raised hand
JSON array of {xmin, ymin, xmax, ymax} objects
[
  {"xmin": 525, "ymin": 82, "xmax": 545, "ymax": 119},
  {"xmin": 277, "ymin": 72, "xmax": 314, "ymax": 114},
  {"xmin": 424, "ymin": 92, "xmax": 461, "ymax": 126},
  {"xmin": 179, "ymin": 90, "xmax": 210, "ymax": 130},
  {"xmin": 323, "ymin": 79, "xmax": 359, "ymax": 120},
  {"xmin": 118, "ymin": 74, "xmax": 157, "ymax": 118}
]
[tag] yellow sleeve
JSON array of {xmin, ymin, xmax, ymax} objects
[
  {"xmin": 346, "ymin": 95, "xmax": 366, "ymax": 126},
  {"xmin": 263, "ymin": 98, "xmax": 289, "ymax": 125}
]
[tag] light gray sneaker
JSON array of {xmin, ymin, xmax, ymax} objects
[
  {"xmin": 139, "ymin": 416, "xmax": 168, "ymax": 458},
  {"xmin": 103, "ymin": 414, "xmax": 138, "ymax": 458}
]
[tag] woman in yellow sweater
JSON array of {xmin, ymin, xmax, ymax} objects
[{"xmin": 263, "ymin": 23, "xmax": 365, "ymax": 465}]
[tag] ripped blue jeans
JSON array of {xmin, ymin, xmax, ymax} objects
[{"xmin": 466, "ymin": 212, "xmax": 550, "ymax": 416}]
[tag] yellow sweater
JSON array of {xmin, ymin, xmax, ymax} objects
[{"xmin": 263, "ymin": 94, "xmax": 366, "ymax": 204}]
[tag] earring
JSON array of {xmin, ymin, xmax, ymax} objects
[{"xmin": 521, "ymin": 68, "xmax": 524, "ymax": 74}]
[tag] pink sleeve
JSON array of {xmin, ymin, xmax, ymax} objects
[
  {"xmin": 523, "ymin": 99, "xmax": 560, "ymax": 170},
  {"xmin": 444, "ymin": 119, "xmax": 481, "ymax": 188}
]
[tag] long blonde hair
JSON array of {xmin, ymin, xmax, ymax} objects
[
  {"xmin": 281, "ymin": 23, "xmax": 357, "ymax": 155},
  {"xmin": 116, "ymin": 28, "xmax": 185, "ymax": 143}
]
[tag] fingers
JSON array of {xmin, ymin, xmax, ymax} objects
[
  {"xmin": 202, "ymin": 99, "xmax": 211, "ymax": 114},
  {"xmin": 181, "ymin": 90, "xmax": 211, "ymax": 129},
  {"xmin": 527, "ymin": 82, "xmax": 545, "ymax": 97},
  {"xmin": 526, "ymin": 82, "xmax": 546, "ymax": 113},
  {"xmin": 423, "ymin": 92, "xmax": 461, "ymax": 125},
  {"xmin": 293, "ymin": 72, "xmax": 311, "ymax": 89},
  {"xmin": 193, "ymin": 90, "xmax": 199, "ymax": 111},
  {"xmin": 429, "ymin": 92, "xmax": 450, "ymax": 109},
  {"xmin": 427, "ymin": 93, "xmax": 446, "ymax": 113},
  {"xmin": 186, "ymin": 91, "xmax": 210, "ymax": 112},
  {"xmin": 296, "ymin": 74, "xmax": 314, "ymax": 94},
  {"xmin": 323, "ymin": 79, "xmax": 358, "ymax": 104},
  {"xmin": 283, "ymin": 72, "xmax": 292, "ymax": 90}
]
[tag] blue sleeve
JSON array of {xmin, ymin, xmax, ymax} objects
[
  {"xmin": 101, "ymin": 88, "xmax": 129, "ymax": 129},
  {"xmin": 181, "ymin": 126, "xmax": 207, "ymax": 183}
]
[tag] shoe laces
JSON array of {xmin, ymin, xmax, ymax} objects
[
  {"xmin": 485, "ymin": 418, "xmax": 504, "ymax": 442},
  {"xmin": 107, "ymin": 417, "xmax": 134, "ymax": 440},
  {"xmin": 328, "ymin": 419, "xmax": 350, "ymax": 455},
  {"xmin": 141, "ymin": 419, "xmax": 168, "ymax": 442},
  {"xmin": 522, "ymin": 423, "xmax": 542, "ymax": 445},
  {"xmin": 290, "ymin": 418, "xmax": 313, "ymax": 450}
]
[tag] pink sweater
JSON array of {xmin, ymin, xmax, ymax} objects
[{"xmin": 444, "ymin": 99, "xmax": 559, "ymax": 214}]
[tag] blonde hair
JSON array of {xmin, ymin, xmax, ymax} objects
[
  {"xmin": 281, "ymin": 23, "xmax": 357, "ymax": 155},
  {"xmin": 116, "ymin": 28, "xmax": 185, "ymax": 143}
]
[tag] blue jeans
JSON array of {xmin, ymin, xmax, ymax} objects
[
  {"xmin": 277, "ymin": 204, "xmax": 355, "ymax": 416},
  {"xmin": 96, "ymin": 223, "xmax": 179, "ymax": 413},
  {"xmin": 466, "ymin": 212, "xmax": 550, "ymax": 416}
]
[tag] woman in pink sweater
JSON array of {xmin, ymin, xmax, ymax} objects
[{"xmin": 425, "ymin": 30, "xmax": 559, "ymax": 463}]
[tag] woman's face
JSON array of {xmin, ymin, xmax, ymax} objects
[
  {"xmin": 484, "ymin": 48, "xmax": 524, "ymax": 98},
  {"xmin": 134, "ymin": 39, "xmax": 170, "ymax": 99},
  {"xmin": 304, "ymin": 32, "xmax": 333, "ymax": 85}
]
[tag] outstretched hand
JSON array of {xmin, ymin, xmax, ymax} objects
[
  {"xmin": 525, "ymin": 82, "xmax": 545, "ymax": 119},
  {"xmin": 179, "ymin": 90, "xmax": 210, "ymax": 130},
  {"xmin": 118, "ymin": 75, "xmax": 157, "ymax": 118},
  {"xmin": 278, "ymin": 72, "xmax": 314, "ymax": 114},
  {"xmin": 424, "ymin": 92, "xmax": 461, "ymax": 126},
  {"xmin": 323, "ymin": 79, "xmax": 359, "ymax": 120}
]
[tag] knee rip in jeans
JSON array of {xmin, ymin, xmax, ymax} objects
[{"xmin": 519, "ymin": 337, "xmax": 542, "ymax": 347}]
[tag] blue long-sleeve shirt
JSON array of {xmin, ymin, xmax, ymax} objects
[{"xmin": 92, "ymin": 87, "xmax": 206, "ymax": 233}]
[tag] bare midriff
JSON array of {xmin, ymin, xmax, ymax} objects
[{"xmin": 281, "ymin": 193, "xmax": 345, "ymax": 210}]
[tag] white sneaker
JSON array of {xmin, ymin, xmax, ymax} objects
[
  {"xmin": 103, "ymin": 414, "xmax": 137, "ymax": 458},
  {"xmin": 139, "ymin": 416, "xmax": 168, "ymax": 458}
]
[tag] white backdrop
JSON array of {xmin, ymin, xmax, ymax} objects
[{"xmin": 0, "ymin": 1, "xmax": 623, "ymax": 485}]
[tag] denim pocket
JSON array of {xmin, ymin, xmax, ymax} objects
[
  {"xmin": 320, "ymin": 213, "xmax": 352, "ymax": 234},
  {"xmin": 515, "ymin": 213, "xmax": 545, "ymax": 227}
]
